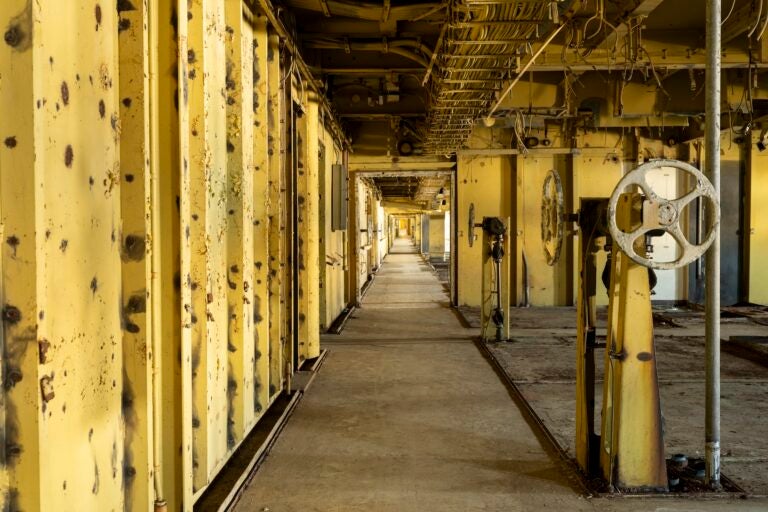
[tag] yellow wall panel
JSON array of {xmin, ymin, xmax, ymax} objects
[
  {"xmin": 457, "ymin": 154, "xmax": 513, "ymax": 307},
  {"xmin": 320, "ymin": 129, "xmax": 346, "ymax": 327},
  {"xmin": 571, "ymin": 134, "xmax": 624, "ymax": 306},
  {"xmin": 304, "ymin": 97, "xmax": 321, "ymax": 360},
  {"xmin": 750, "ymin": 145, "xmax": 768, "ymax": 304},
  {"xmin": 0, "ymin": 1, "xmax": 129, "ymax": 509},
  {"xmin": 118, "ymin": 1, "xmax": 153, "ymax": 509},
  {"xmin": 250, "ymin": 14, "xmax": 271, "ymax": 413},
  {"xmin": 224, "ymin": 1, "xmax": 256, "ymax": 450},
  {"xmin": 0, "ymin": 1, "xmax": 42, "ymax": 509},
  {"xmin": 266, "ymin": 33, "xmax": 285, "ymax": 397},
  {"xmin": 517, "ymin": 155, "xmax": 570, "ymax": 305},
  {"xmin": 184, "ymin": 0, "xmax": 229, "ymax": 492}
]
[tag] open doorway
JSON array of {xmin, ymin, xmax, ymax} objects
[{"xmin": 348, "ymin": 170, "xmax": 456, "ymax": 304}]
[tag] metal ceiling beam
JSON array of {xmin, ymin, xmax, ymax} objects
[
  {"xmin": 722, "ymin": 0, "xmax": 759, "ymax": 43},
  {"xmin": 597, "ymin": 0, "xmax": 665, "ymax": 50},
  {"xmin": 312, "ymin": 67, "xmax": 424, "ymax": 75},
  {"xmin": 445, "ymin": 39, "xmax": 529, "ymax": 46},
  {"xmin": 356, "ymin": 170, "xmax": 452, "ymax": 178},
  {"xmin": 319, "ymin": 0, "xmax": 331, "ymax": 16},
  {"xmin": 458, "ymin": 148, "xmax": 579, "ymax": 156}
]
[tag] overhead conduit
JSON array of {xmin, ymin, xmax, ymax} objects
[
  {"xmin": 286, "ymin": 0, "xmax": 443, "ymax": 21},
  {"xmin": 304, "ymin": 39, "xmax": 433, "ymax": 68},
  {"xmin": 423, "ymin": 0, "xmax": 555, "ymax": 154}
]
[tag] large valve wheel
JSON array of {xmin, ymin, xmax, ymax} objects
[
  {"xmin": 607, "ymin": 159, "xmax": 720, "ymax": 270},
  {"xmin": 541, "ymin": 169, "xmax": 565, "ymax": 266}
]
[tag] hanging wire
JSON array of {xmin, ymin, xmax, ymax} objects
[{"xmin": 748, "ymin": 0, "xmax": 764, "ymax": 38}]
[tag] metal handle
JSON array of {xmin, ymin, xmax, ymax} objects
[{"xmin": 607, "ymin": 159, "xmax": 720, "ymax": 270}]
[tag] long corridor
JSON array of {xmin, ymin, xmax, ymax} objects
[
  {"xmin": 233, "ymin": 240, "xmax": 768, "ymax": 512},
  {"xmin": 235, "ymin": 239, "xmax": 591, "ymax": 511}
]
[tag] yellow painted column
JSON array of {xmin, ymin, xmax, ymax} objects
[
  {"xmin": 266, "ymin": 33, "xmax": 285, "ymax": 397},
  {"xmin": 282, "ymin": 63, "xmax": 295, "ymax": 386},
  {"xmin": 296, "ymin": 100, "xmax": 310, "ymax": 364},
  {"xmin": 224, "ymin": 0, "xmax": 256, "ymax": 448},
  {"xmin": 1, "ymin": 1, "xmax": 128, "ymax": 509},
  {"xmin": 183, "ymin": 0, "xmax": 229, "ymax": 493},
  {"xmin": 117, "ymin": 1, "xmax": 153, "ymax": 509},
  {"xmin": 304, "ymin": 95, "xmax": 321, "ymax": 360},
  {"xmin": 347, "ymin": 173, "xmax": 361, "ymax": 305},
  {"xmin": 456, "ymin": 153, "xmax": 513, "ymax": 307},
  {"xmin": 155, "ymin": 0, "xmax": 191, "ymax": 508},
  {"xmin": 749, "ymin": 134, "xmax": 768, "ymax": 304},
  {"xmin": 0, "ymin": 1, "xmax": 41, "ymax": 509},
  {"xmin": 251, "ymin": 14, "xmax": 271, "ymax": 411}
]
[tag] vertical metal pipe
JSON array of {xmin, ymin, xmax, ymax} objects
[{"xmin": 705, "ymin": 0, "xmax": 721, "ymax": 489}]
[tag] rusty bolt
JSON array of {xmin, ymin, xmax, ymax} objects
[
  {"xmin": 40, "ymin": 375, "xmax": 55, "ymax": 402},
  {"xmin": 4, "ymin": 367, "xmax": 22, "ymax": 390},
  {"xmin": 2, "ymin": 305, "xmax": 21, "ymax": 324},
  {"xmin": 38, "ymin": 338, "xmax": 51, "ymax": 364},
  {"xmin": 4, "ymin": 26, "xmax": 21, "ymax": 47},
  {"xmin": 6, "ymin": 443, "xmax": 21, "ymax": 457}
]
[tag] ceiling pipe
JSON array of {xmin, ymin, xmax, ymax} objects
[
  {"xmin": 484, "ymin": 22, "xmax": 566, "ymax": 125},
  {"xmin": 284, "ymin": 0, "xmax": 443, "ymax": 21},
  {"xmin": 304, "ymin": 40, "xmax": 431, "ymax": 68}
]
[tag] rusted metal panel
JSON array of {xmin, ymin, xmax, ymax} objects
[
  {"xmin": 0, "ymin": 1, "xmax": 349, "ymax": 508},
  {"xmin": 304, "ymin": 96, "xmax": 321, "ymax": 360},
  {"xmin": 296, "ymin": 99, "xmax": 309, "ymax": 365},
  {"xmin": 283, "ymin": 66, "xmax": 296, "ymax": 386},
  {"xmin": 184, "ymin": 0, "xmax": 230, "ymax": 494},
  {"xmin": 155, "ymin": 0, "xmax": 191, "ymax": 509},
  {"xmin": 0, "ymin": 1, "xmax": 127, "ymax": 509},
  {"xmin": 224, "ymin": 0, "xmax": 257, "ymax": 451},
  {"xmin": 267, "ymin": 32, "xmax": 285, "ymax": 397},
  {"xmin": 0, "ymin": 1, "xmax": 41, "ymax": 509},
  {"xmin": 250, "ymin": 14, "xmax": 271, "ymax": 411},
  {"xmin": 118, "ymin": 0, "xmax": 153, "ymax": 509}
]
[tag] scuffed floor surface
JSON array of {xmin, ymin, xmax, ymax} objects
[{"xmin": 235, "ymin": 239, "xmax": 768, "ymax": 511}]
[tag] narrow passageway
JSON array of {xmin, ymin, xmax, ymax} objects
[
  {"xmin": 387, "ymin": 237, "xmax": 420, "ymax": 254},
  {"xmin": 235, "ymin": 239, "xmax": 590, "ymax": 511}
]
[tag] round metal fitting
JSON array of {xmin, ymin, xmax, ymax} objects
[
  {"xmin": 607, "ymin": 159, "xmax": 720, "ymax": 270},
  {"xmin": 541, "ymin": 169, "xmax": 565, "ymax": 266}
]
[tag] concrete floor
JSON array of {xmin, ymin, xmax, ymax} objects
[
  {"xmin": 479, "ymin": 307, "xmax": 768, "ymax": 495},
  {"xmin": 235, "ymin": 238, "xmax": 768, "ymax": 511}
]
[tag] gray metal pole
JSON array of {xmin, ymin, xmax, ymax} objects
[{"xmin": 705, "ymin": 0, "xmax": 722, "ymax": 489}]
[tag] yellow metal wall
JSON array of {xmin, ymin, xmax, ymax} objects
[
  {"xmin": 0, "ymin": 1, "xmax": 125, "ymax": 509},
  {"xmin": 320, "ymin": 128, "xmax": 346, "ymax": 328},
  {"xmin": 570, "ymin": 132, "xmax": 625, "ymax": 307},
  {"xmin": 428, "ymin": 214, "xmax": 445, "ymax": 257},
  {"xmin": 750, "ymin": 132, "xmax": 768, "ymax": 305},
  {"xmin": 0, "ymin": 2, "xmax": 345, "ymax": 509},
  {"xmin": 457, "ymin": 149, "xmax": 514, "ymax": 307},
  {"xmin": 516, "ymin": 152, "xmax": 570, "ymax": 306}
]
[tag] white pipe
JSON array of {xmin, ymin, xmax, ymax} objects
[{"xmin": 704, "ymin": 0, "xmax": 721, "ymax": 490}]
